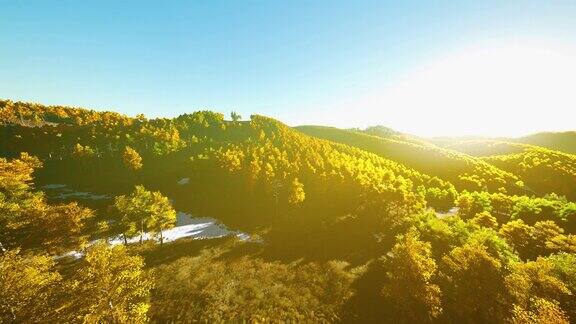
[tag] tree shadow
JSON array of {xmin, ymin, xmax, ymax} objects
[{"xmin": 340, "ymin": 260, "xmax": 392, "ymax": 323}]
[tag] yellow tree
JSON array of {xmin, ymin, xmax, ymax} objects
[
  {"xmin": 511, "ymin": 298, "xmax": 569, "ymax": 324},
  {"xmin": 113, "ymin": 185, "xmax": 176, "ymax": 244},
  {"xmin": 122, "ymin": 146, "xmax": 143, "ymax": 171},
  {"xmin": 381, "ymin": 229, "xmax": 442, "ymax": 323},
  {"xmin": 499, "ymin": 219, "xmax": 534, "ymax": 258},
  {"xmin": 471, "ymin": 211, "xmax": 498, "ymax": 229},
  {"xmin": 70, "ymin": 243, "xmax": 153, "ymax": 323},
  {"xmin": 506, "ymin": 257, "xmax": 572, "ymax": 321},
  {"xmin": 0, "ymin": 249, "xmax": 62, "ymax": 322},
  {"xmin": 0, "ymin": 153, "xmax": 43, "ymax": 249},
  {"xmin": 148, "ymin": 191, "xmax": 177, "ymax": 244},
  {"xmin": 440, "ymin": 242, "xmax": 509, "ymax": 322},
  {"xmin": 35, "ymin": 202, "xmax": 94, "ymax": 254},
  {"xmin": 288, "ymin": 177, "xmax": 306, "ymax": 205}
]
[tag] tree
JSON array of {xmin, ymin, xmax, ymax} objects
[
  {"xmin": 559, "ymin": 202, "xmax": 576, "ymax": 233},
  {"xmin": 72, "ymin": 143, "xmax": 95, "ymax": 173},
  {"xmin": 0, "ymin": 153, "xmax": 43, "ymax": 249},
  {"xmin": 511, "ymin": 298, "xmax": 569, "ymax": 324},
  {"xmin": 72, "ymin": 143, "xmax": 95, "ymax": 158},
  {"xmin": 230, "ymin": 111, "xmax": 241, "ymax": 123},
  {"xmin": 0, "ymin": 249, "xmax": 62, "ymax": 322},
  {"xmin": 150, "ymin": 253, "xmax": 360, "ymax": 323},
  {"xmin": 122, "ymin": 146, "xmax": 143, "ymax": 171},
  {"xmin": 456, "ymin": 191, "xmax": 492, "ymax": 220},
  {"xmin": 505, "ymin": 257, "xmax": 571, "ymax": 313},
  {"xmin": 471, "ymin": 211, "xmax": 498, "ymax": 229},
  {"xmin": 35, "ymin": 202, "xmax": 93, "ymax": 254},
  {"xmin": 547, "ymin": 253, "xmax": 576, "ymax": 319},
  {"xmin": 288, "ymin": 178, "xmax": 306, "ymax": 205},
  {"xmin": 113, "ymin": 185, "xmax": 176, "ymax": 244},
  {"xmin": 147, "ymin": 191, "xmax": 177, "ymax": 244},
  {"xmin": 0, "ymin": 153, "xmax": 94, "ymax": 254},
  {"xmin": 532, "ymin": 221, "xmax": 564, "ymax": 256},
  {"xmin": 499, "ymin": 219, "xmax": 534, "ymax": 258},
  {"xmin": 69, "ymin": 243, "xmax": 153, "ymax": 323},
  {"xmin": 381, "ymin": 229, "xmax": 442, "ymax": 322},
  {"xmin": 439, "ymin": 242, "xmax": 509, "ymax": 322}
]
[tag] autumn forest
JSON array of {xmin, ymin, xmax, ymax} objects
[{"xmin": 0, "ymin": 99, "xmax": 574, "ymax": 323}]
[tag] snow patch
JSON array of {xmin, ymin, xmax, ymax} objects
[{"xmin": 177, "ymin": 177, "xmax": 190, "ymax": 185}]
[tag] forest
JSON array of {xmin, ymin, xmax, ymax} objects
[{"xmin": 1, "ymin": 99, "xmax": 575, "ymax": 323}]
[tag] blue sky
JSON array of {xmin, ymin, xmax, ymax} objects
[{"xmin": 2, "ymin": 1, "xmax": 575, "ymax": 136}]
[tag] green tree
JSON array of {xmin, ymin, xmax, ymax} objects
[
  {"xmin": 230, "ymin": 111, "xmax": 241, "ymax": 123},
  {"xmin": 547, "ymin": 253, "xmax": 576, "ymax": 319},
  {"xmin": 456, "ymin": 191, "xmax": 492, "ymax": 220}
]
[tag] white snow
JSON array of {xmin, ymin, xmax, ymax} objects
[
  {"xmin": 43, "ymin": 184, "xmax": 110, "ymax": 200},
  {"xmin": 435, "ymin": 207, "xmax": 459, "ymax": 219},
  {"xmin": 54, "ymin": 191, "xmax": 110, "ymax": 200},
  {"xmin": 42, "ymin": 184, "xmax": 67, "ymax": 189},
  {"xmin": 177, "ymin": 177, "xmax": 190, "ymax": 185},
  {"xmin": 46, "ymin": 185, "xmax": 254, "ymax": 260}
]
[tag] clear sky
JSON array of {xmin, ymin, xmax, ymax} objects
[{"xmin": 1, "ymin": 1, "xmax": 575, "ymax": 137}]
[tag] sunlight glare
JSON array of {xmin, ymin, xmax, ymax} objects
[{"xmin": 362, "ymin": 40, "xmax": 576, "ymax": 137}]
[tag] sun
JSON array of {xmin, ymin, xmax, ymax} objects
[{"xmin": 360, "ymin": 39, "xmax": 576, "ymax": 137}]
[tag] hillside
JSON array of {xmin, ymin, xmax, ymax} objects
[
  {"xmin": 430, "ymin": 132, "xmax": 576, "ymax": 156},
  {"xmin": 482, "ymin": 148, "xmax": 576, "ymax": 201},
  {"xmin": 435, "ymin": 139, "xmax": 532, "ymax": 157},
  {"xmin": 515, "ymin": 131, "xmax": 576, "ymax": 154},
  {"xmin": 425, "ymin": 136, "xmax": 576, "ymax": 200},
  {"xmin": 296, "ymin": 125, "xmax": 525, "ymax": 194}
]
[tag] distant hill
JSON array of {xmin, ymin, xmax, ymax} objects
[
  {"xmin": 482, "ymin": 147, "xmax": 576, "ymax": 201},
  {"xmin": 295, "ymin": 125, "xmax": 524, "ymax": 194},
  {"xmin": 430, "ymin": 131, "xmax": 576, "ymax": 156},
  {"xmin": 514, "ymin": 131, "xmax": 576, "ymax": 154},
  {"xmin": 425, "ymin": 135, "xmax": 576, "ymax": 200},
  {"xmin": 433, "ymin": 140, "xmax": 531, "ymax": 157},
  {"xmin": 350, "ymin": 125, "xmax": 431, "ymax": 146}
]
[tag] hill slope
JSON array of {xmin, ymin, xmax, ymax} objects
[
  {"xmin": 296, "ymin": 125, "xmax": 524, "ymax": 194},
  {"xmin": 515, "ymin": 131, "xmax": 576, "ymax": 154}
]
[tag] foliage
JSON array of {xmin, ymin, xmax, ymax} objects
[
  {"xmin": 113, "ymin": 185, "xmax": 176, "ymax": 244},
  {"xmin": 297, "ymin": 125, "xmax": 523, "ymax": 194},
  {"xmin": 0, "ymin": 249, "xmax": 62, "ymax": 322},
  {"xmin": 484, "ymin": 148, "xmax": 576, "ymax": 201},
  {"xmin": 67, "ymin": 243, "xmax": 154, "ymax": 323},
  {"xmin": 0, "ymin": 153, "xmax": 93, "ymax": 253},
  {"xmin": 123, "ymin": 146, "xmax": 143, "ymax": 171},
  {"xmin": 381, "ymin": 229, "xmax": 442, "ymax": 322},
  {"xmin": 439, "ymin": 242, "xmax": 510, "ymax": 322},
  {"xmin": 1, "ymin": 99, "xmax": 576, "ymax": 322},
  {"xmin": 150, "ymin": 249, "xmax": 362, "ymax": 323}
]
